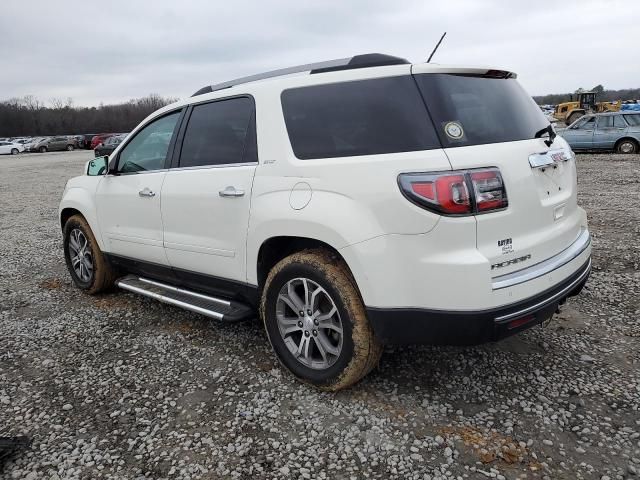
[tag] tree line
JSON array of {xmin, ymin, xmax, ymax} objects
[
  {"xmin": 2, "ymin": 85, "xmax": 639, "ymax": 137},
  {"xmin": 533, "ymin": 85, "xmax": 640, "ymax": 105},
  {"xmin": 0, "ymin": 94, "xmax": 178, "ymax": 137}
]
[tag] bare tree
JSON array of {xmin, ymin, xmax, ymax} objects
[{"xmin": 0, "ymin": 95, "xmax": 178, "ymax": 137}]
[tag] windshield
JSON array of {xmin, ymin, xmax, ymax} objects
[{"xmin": 414, "ymin": 74, "xmax": 549, "ymax": 148}]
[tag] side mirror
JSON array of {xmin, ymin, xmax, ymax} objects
[{"xmin": 86, "ymin": 156, "xmax": 108, "ymax": 176}]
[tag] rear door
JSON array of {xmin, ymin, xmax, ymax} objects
[
  {"xmin": 593, "ymin": 114, "xmax": 627, "ymax": 150},
  {"xmin": 413, "ymin": 69, "xmax": 584, "ymax": 278},
  {"xmin": 50, "ymin": 137, "xmax": 62, "ymax": 151},
  {"xmin": 160, "ymin": 96, "xmax": 257, "ymax": 297}
]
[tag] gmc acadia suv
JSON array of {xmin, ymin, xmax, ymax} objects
[{"xmin": 59, "ymin": 54, "xmax": 591, "ymax": 390}]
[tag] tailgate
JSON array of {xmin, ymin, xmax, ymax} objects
[{"xmin": 444, "ymin": 137, "xmax": 584, "ymax": 278}]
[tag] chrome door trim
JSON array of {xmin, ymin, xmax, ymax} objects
[{"xmin": 168, "ymin": 162, "xmax": 258, "ymax": 172}]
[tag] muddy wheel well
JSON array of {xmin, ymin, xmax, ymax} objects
[
  {"xmin": 256, "ymin": 236, "xmax": 353, "ymax": 290},
  {"xmin": 60, "ymin": 208, "xmax": 82, "ymax": 229}
]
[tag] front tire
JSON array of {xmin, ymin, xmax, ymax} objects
[
  {"xmin": 66, "ymin": 144, "xmax": 74, "ymax": 151},
  {"xmin": 261, "ymin": 249, "xmax": 382, "ymax": 391},
  {"xmin": 63, "ymin": 215, "xmax": 116, "ymax": 294},
  {"xmin": 39, "ymin": 146, "xmax": 47, "ymax": 153},
  {"xmin": 11, "ymin": 148, "xmax": 19, "ymax": 155}
]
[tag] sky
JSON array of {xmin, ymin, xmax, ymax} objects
[{"xmin": 1, "ymin": 0, "xmax": 638, "ymax": 107}]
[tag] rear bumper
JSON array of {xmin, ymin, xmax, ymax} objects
[{"xmin": 366, "ymin": 257, "xmax": 591, "ymax": 345}]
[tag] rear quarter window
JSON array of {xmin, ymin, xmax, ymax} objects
[
  {"xmin": 281, "ymin": 76, "xmax": 440, "ymax": 160},
  {"xmin": 415, "ymin": 74, "xmax": 549, "ymax": 148},
  {"xmin": 624, "ymin": 114, "xmax": 640, "ymax": 127}
]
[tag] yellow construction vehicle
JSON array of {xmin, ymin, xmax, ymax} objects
[{"xmin": 553, "ymin": 91, "xmax": 622, "ymax": 125}]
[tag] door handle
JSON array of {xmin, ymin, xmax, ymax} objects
[
  {"xmin": 138, "ymin": 187, "xmax": 156, "ymax": 197},
  {"xmin": 219, "ymin": 186, "xmax": 245, "ymax": 198}
]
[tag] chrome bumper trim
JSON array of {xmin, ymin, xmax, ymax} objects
[
  {"xmin": 492, "ymin": 228, "xmax": 591, "ymax": 291},
  {"xmin": 495, "ymin": 258, "xmax": 591, "ymax": 323}
]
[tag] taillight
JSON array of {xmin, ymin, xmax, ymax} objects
[
  {"xmin": 398, "ymin": 168, "xmax": 507, "ymax": 216},
  {"xmin": 469, "ymin": 169, "xmax": 508, "ymax": 212}
]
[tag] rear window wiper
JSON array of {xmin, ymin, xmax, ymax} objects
[{"xmin": 535, "ymin": 124, "xmax": 556, "ymax": 147}]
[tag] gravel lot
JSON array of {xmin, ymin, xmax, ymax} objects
[{"xmin": 1, "ymin": 150, "xmax": 639, "ymax": 480}]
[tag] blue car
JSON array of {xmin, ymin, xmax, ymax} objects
[{"xmin": 558, "ymin": 112, "xmax": 640, "ymax": 154}]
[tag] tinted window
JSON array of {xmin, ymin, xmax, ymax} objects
[
  {"xmin": 415, "ymin": 74, "xmax": 549, "ymax": 148},
  {"xmin": 623, "ymin": 114, "xmax": 640, "ymax": 127},
  {"xmin": 281, "ymin": 76, "xmax": 439, "ymax": 160},
  {"xmin": 118, "ymin": 111, "xmax": 180, "ymax": 173},
  {"xmin": 179, "ymin": 97, "xmax": 255, "ymax": 168}
]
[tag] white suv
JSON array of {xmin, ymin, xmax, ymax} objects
[{"xmin": 59, "ymin": 54, "xmax": 591, "ymax": 390}]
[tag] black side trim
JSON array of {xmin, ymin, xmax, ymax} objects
[
  {"xmin": 104, "ymin": 254, "xmax": 259, "ymax": 307},
  {"xmin": 366, "ymin": 258, "xmax": 591, "ymax": 346}
]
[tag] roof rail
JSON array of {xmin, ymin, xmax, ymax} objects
[{"xmin": 191, "ymin": 53, "xmax": 409, "ymax": 97}]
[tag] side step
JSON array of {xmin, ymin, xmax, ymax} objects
[{"xmin": 116, "ymin": 275, "xmax": 254, "ymax": 322}]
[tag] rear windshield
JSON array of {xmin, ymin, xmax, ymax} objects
[
  {"xmin": 415, "ymin": 74, "xmax": 549, "ymax": 148},
  {"xmin": 281, "ymin": 76, "xmax": 440, "ymax": 160}
]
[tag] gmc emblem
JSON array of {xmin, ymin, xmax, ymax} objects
[
  {"xmin": 551, "ymin": 151, "xmax": 570, "ymax": 163},
  {"xmin": 491, "ymin": 254, "xmax": 532, "ymax": 270}
]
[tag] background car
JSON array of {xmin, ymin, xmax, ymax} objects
[
  {"xmin": 90, "ymin": 133, "xmax": 117, "ymax": 149},
  {"xmin": 559, "ymin": 112, "xmax": 640, "ymax": 153},
  {"xmin": 30, "ymin": 136, "xmax": 77, "ymax": 153},
  {"xmin": 94, "ymin": 134, "xmax": 127, "ymax": 157},
  {"xmin": 24, "ymin": 137, "xmax": 46, "ymax": 151},
  {"xmin": 78, "ymin": 134, "xmax": 96, "ymax": 149},
  {"xmin": 0, "ymin": 141, "xmax": 25, "ymax": 155}
]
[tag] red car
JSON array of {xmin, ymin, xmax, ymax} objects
[{"xmin": 90, "ymin": 133, "xmax": 116, "ymax": 149}]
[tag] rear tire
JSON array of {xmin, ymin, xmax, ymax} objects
[
  {"xmin": 10, "ymin": 148, "xmax": 18, "ymax": 155},
  {"xmin": 39, "ymin": 146, "xmax": 47, "ymax": 153},
  {"xmin": 66, "ymin": 144, "xmax": 74, "ymax": 151},
  {"xmin": 566, "ymin": 112, "xmax": 584, "ymax": 126},
  {"xmin": 63, "ymin": 215, "xmax": 117, "ymax": 294},
  {"xmin": 615, "ymin": 139, "xmax": 637, "ymax": 154},
  {"xmin": 261, "ymin": 249, "xmax": 382, "ymax": 391}
]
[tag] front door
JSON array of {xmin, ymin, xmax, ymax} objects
[
  {"xmin": 96, "ymin": 110, "xmax": 182, "ymax": 266},
  {"xmin": 161, "ymin": 97, "xmax": 257, "ymax": 297},
  {"xmin": 562, "ymin": 115, "xmax": 595, "ymax": 149}
]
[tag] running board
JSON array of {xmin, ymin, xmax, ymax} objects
[{"xmin": 116, "ymin": 275, "xmax": 254, "ymax": 322}]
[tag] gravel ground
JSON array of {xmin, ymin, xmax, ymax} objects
[{"xmin": 1, "ymin": 150, "xmax": 639, "ymax": 480}]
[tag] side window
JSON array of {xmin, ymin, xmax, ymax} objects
[
  {"xmin": 179, "ymin": 97, "xmax": 255, "ymax": 168},
  {"xmin": 613, "ymin": 115, "xmax": 627, "ymax": 128},
  {"xmin": 282, "ymin": 76, "xmax": 439, "ymax": 160},
  {"xmin": 624, "ymin": 115, "xmax": 640, "ymax": 127},
  {"xmin": 579, "ymin": 117, "xmax": 595, "ymax": 130},
  {"xmin": 597, "ymin": 116, "xmax": 613, "ymax": 129},
  {"xmin": 117, "ymin": 111, "xmax": 181, "ymax": 173}
]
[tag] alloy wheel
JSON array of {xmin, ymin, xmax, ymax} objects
[
  {"xmin": 275, "ymin": 278, "xmax": 343, "ymax": 370},
  {"xmin": 68, "ymin": 228, "xmax": 94, "ymax": 282}
]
